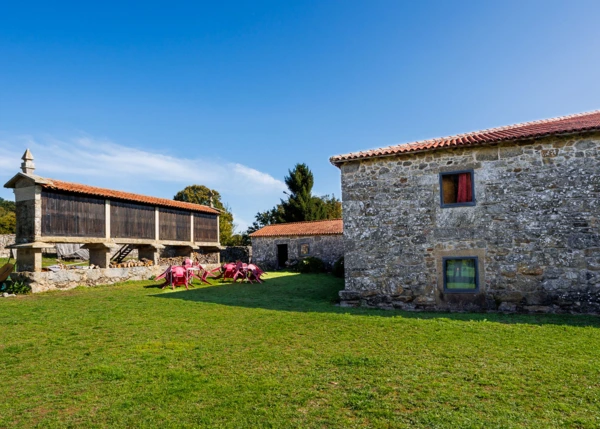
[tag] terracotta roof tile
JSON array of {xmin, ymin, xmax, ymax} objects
[
  {"xmin": 249, "ymin": 219, "xmax": 343, "ymax": 237},
  {"xmin": 42, "ymin": 179, "xmax": 220, "ymax": 215},
  {"xmin": 330, "ymin": 110, "xmax": 600, "ymax": 166}
]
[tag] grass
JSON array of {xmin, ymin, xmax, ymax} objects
[{"xmin": 1, "ymin": 272, "xmax": 599, "ymax": 428}]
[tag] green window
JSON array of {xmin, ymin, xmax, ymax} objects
[{"xmin": 443, "ymin": 257, "xmax": 478, "ymax": 292}]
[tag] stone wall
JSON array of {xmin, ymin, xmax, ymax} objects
[
  {"xmin": 220, "ymin": 246, "xmax": 252, "ymax": 263},
  {"xmin": 339, "ymin": 132, "xmax": 600, "ymax": 314},
  {"xmin": 10, "ymin": 263, "xmax": 222, "ymax": 293},
  {"xmin": 252, "ymin": 235, "xmax": 343, "ymax": 270},
  {"xmin": 0, "ymin": 234, "xmax": 15, "ymax": 257}
]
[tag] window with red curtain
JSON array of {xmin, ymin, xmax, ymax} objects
[
  {"xmin": 440, "ymin": 171, "xmax": 474, "ymax": 206},
  {"xmin": 456, "ymin": 173, "xmax": 473, "ymax": 203}
]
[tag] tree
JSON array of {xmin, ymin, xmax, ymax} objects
[
  {"xmin": 0, "ymin": 197, "xmax": 16, "ymax": 234},
  {"xmin": 246, "ymin": 204, "xmax": 285, "ymax": 236},
  {"xmin": 244, "ymin": 164, "xmax": 342, "ymax": 239},
  {"xmin": 173, "ymin": 185, "xmax": 236, "ymax": 245},
  {"xmin": 279, "ymin": 163, "xmax": 327, "ymax": 222},
  {"xmin": 278, "ymin": 164, "xmax": 342, "ymax": 223},
  {"xmin": 315, "ymin": 194, "xmax": 342, "ymax": 220}
]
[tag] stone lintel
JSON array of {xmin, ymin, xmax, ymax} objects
[
  {"xmin": 81, "ymin": 243, "xmax": 112, "ymax": 250},
  {"xmin": 195, "ymin": 241, "xmax": 222, "ymax": 248},
  {"xmin": 37, "ymin": 236, "xmax": 220, "ymax": 248},
  {"xmin": 9, "ymin": 241, "xmax": 54, "ymax": 249},
  {"xmin": 197, "ymin": 245, "xmax": 222, "ymax": 252}
]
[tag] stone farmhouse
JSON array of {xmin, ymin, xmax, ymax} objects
[
  {"xmin": 250, "ymin": 219, "xmax": 343, "ymax": 269},
  {"xmin": 330, "ymin": 110, "xmax": 600, "ymax": 313}
]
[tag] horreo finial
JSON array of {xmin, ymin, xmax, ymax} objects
[{"xmin": 21, "ymin": 149, "xmax": 35, "ymax": 175}]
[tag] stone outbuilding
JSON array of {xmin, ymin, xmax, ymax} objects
[
  {"xmin": 250, "ymin": 219, "xmax": 343, "ymax": 269},
  {"xmin": 331, "ymin": 110, "xmax": 600, "ymax": 314}
]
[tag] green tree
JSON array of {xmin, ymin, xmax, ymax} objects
[
  {"xmin": 315, "ymin": 194, "xmax": 342, "ymax": 219},
  {"xmin": 279, "ymin": 163, "xmax": 327, "ymax": 222},
  {"xmin": 173, "ymin": 185, "xmax": 236, "ymax": 245},
  {"xmin": 244, "ymin": 164, "xmax": 342, "ymax": 240},
  {"xmin": 0, "ymin": 197, "xmax": 16, "ymax": 234},
  {"xmin": 246, "ymin": 205, "xmax": 285, "ymax": 236}
]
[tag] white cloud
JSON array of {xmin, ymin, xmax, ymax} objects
[
  {"xmin": 231, "ymin": 212, "xmax": 251, "ymax": 233},
  {"xmin": 0, "ymin": 146, "xmax": 20, "ymax": 169},
  {"xmin": 0, "ymin": 134, "xmax": 287, "ymax": 231},
  {"xmin": 0, "ymin": 135, "xmax": 286, "ymax": 196}
]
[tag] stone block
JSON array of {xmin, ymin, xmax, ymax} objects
[
  {"xmin": 16, "ymin": 247, "xmax": 42, "ymax": 272},
  {"xmin": 476, "ymin": 148, "xmax": 499, "ymax": 161},
  {"xmin": 493, "ymin": 291, "xmax": 523, "ymax": 303},
  {"xmin": 517, "ymin": 264, "xmax": 543, "ymax": 276},
  {"xmin": 339, "ymin": 290, "xmax": 362, "ymax": 300},
  {"xmin": 498, "ymin": 302, "xmax": 517, "ymax": 312}
]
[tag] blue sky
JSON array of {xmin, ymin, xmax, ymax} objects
[{"xmin": 1, "ymin": 0, "xmax": 599, "ymax": 231}]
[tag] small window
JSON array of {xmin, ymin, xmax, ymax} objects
[
  {"xmin": 440, "ymin": 170, "xmax": 475, "ymax": 207},
  {"xmin": 443, "ymin": 257, "xmax": 478, "ymax": 292},
  {"xmin": 300, "ymin": 243, "xmax": 310, "ymax": 256}
]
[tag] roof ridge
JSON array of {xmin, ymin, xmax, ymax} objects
[
  {"xmin": 260, "ymin": 218, "xmax": 342, "ymax": 227},
  {"xmin": 330, "ymin": 109, "xmax": 600, "ymax": 164},
  {"xmin": 43, "ymin": 177, "xmax": 218, "ymax": 214},
  {"xmin": 249, "ymin": 218, "xmax": 343, "ymax": 237},
  {"xmin": 426, "ymin": 109, "xmax": 600, "ymax": 143}
]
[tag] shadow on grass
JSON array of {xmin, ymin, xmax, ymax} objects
[{"xmin": 150, "ymin": 272, "xmax": 600, "ymax": 327}]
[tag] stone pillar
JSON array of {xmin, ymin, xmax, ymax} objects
[
  {"xmin": 16, "ymin": 247, "xmax": 43, "ymax": 272},
  {"xmin": 139, "ymin": 244, "xmax": 163, "ymax": 265},
  {"xmin": 13, "ymin": 184, "xmax": 40, "ymax": 244},
  {"xmin": 83, "ymin": 244, "xmax": 112, "ymax": 268}
]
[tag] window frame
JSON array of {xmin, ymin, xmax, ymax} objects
[
  {"xmin": 299, "ymin": 242, "xmax": 310, "ymax": 256},
  {"xmin": 442, "ymin": 256, "xmax": 479, "ymax": 293},
  {"xmin": 439, "ymin": 169, "xmax": 476, "ymax": 208}
]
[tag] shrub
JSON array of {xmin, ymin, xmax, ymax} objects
[
  {"xmin": 1, "ymin": 279, "xmax": 31, "ymax": 295},
  {"xmin": 298, "ymin": 257, "xmax": 325, "ymax": 274},
  {"xmin": 332, "ymin": 256, "xmax": 344, "ymax": 278}
]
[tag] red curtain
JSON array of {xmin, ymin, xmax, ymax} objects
[{"xmin": 456, "ymin": 173, "xmax": 472, "ymax": 203}]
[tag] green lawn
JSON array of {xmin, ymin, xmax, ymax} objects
[{"xmin": 1, "ymin": 272, "xmax": 599, "ymax": 428}]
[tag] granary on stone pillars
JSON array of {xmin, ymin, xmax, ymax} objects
[
  {"xmin": 4, "ymin": 150, "xmax": 221, "ymax": 272},
  {"xmin": 330, "ymin": 110, "xmax": 600, "ymax": 314}
]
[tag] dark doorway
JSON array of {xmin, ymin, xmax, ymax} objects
[{"xmin": 277, "ymin": 244, "xmax": 288, "ymax": 268}]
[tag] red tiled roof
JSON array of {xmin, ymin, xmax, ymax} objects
[
  {"xmin": 249, "ymin": 219, "xmax": 343, "ymax": 237},
  {"xmin": 330, "ymin": 110, "xmax": 600, "ymax": 166},
  {"xmin": 42, "ymin": 179, "xmax": 220, "ymax": 215}
]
